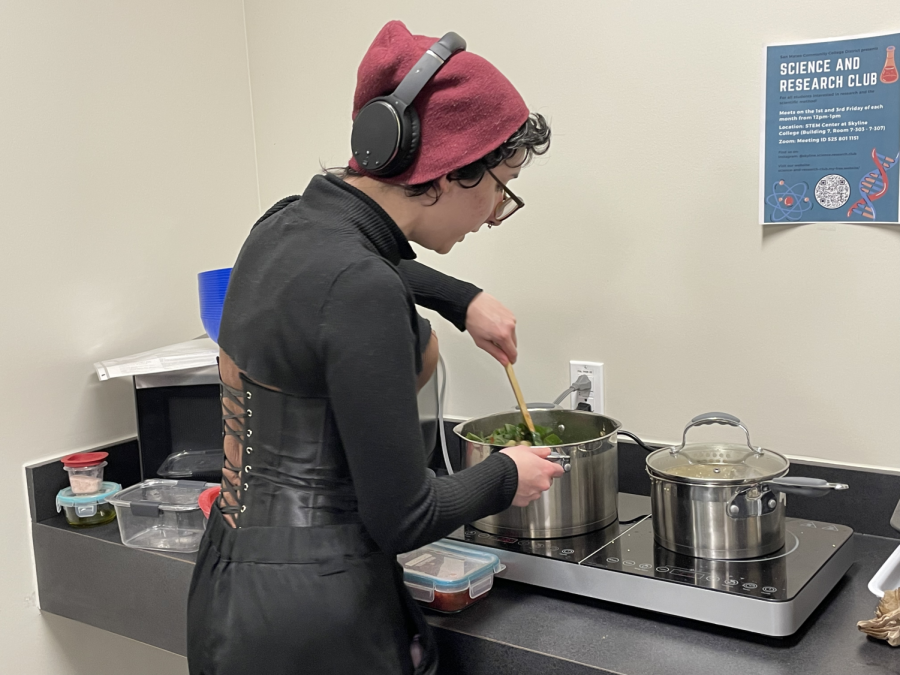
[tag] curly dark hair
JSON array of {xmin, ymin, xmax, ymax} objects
[{"xmin": 334, "ymin": 112, "xmax": 550, "ymax": 202}]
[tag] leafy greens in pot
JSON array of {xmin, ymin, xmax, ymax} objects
[{"xmin": 466, "ymin": 423, "xmax": 563, "ymax": 447}]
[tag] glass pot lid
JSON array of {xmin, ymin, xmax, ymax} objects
[{"xmin": 645, "ymin": 413, "xmax": 789, "ymax": 485}]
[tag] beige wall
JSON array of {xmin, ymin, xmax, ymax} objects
[
  {"xmin": 8, "ymin": 1, "xmax": 900, "ymax": 673},
  {"xmin": 3, "ymin": 1, "xmax": 259, "ymax": 672},
  {"xmin": 245, "ymin": 1, "xmax": 900, "ymax": 470}
]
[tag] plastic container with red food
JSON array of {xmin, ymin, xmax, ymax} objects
[
  {"xmin": 61, "ymin": 452, "xmax": 109, "ymax": 495},
  {"xmin": 398, "ymin": 541, "xmax": 504, "ymax": 613}
]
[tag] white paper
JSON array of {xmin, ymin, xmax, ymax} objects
[
  {"xmin": 94, "ymin": 338, "xmax": 218, "ymax": 381},
  {"xmin": 404, "ymin": 553, "xmax": 434, "ymax": 568}
]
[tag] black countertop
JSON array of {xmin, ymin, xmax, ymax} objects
[
  {"xmin": 429, "ymin": 532, "xmax": 900, "ymax": 675},
  {"xmin": 27, "ymin": 441, "xmax": 900, "ymax": 674},
  {"xmin": 32, "ymin": 509, "xmax": 900, "ymax": 674}
]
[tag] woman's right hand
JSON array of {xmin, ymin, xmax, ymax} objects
[{"xmin": 499, "ymin": 445, "xmax": 566, "ymax": 507}]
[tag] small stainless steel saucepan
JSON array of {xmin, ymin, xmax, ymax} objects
[{"xmin": 623, "ymin": 412, "xmax": 848, "ymax": 560}]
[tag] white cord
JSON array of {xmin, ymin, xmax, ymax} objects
[{"xmin": 437, "ymin": 354, "xmax": 454, "ymax": 475}]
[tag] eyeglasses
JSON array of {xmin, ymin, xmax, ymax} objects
[{"xmin": 485, "ymin": 169, "xmax": 525, "ymax": 227}]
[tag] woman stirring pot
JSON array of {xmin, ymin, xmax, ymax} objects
[{"xmin": 187, "ymin": 21, "xmax": 560, "ymax": 675}]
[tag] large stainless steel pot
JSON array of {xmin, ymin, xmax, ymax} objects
[
  {"xmin": 644, "ymin": 413, "xmax": 848, "ymax": 560},
  {"xmin": 454, "ymin": 409, "xmax": 620, "ymax": 538}
]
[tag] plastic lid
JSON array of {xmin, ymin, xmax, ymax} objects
[
  {"xmin": 157, "ymin": 449, "xmax": 222, "ymax": 479},
  {"xmin": 56, "ymin": 481, "xmax": 122, "ymax": 508},
  {"xmin": 106, "ymin": 478, "xmax": 216, "ymax": 511},
  {"xmin": 646, "ymin": 442, "xmax": 789, "ymax": 485},
  {"xmin": 398, "ymin": 541, "xmax": 502, "ymax": 594},
  {"xmin": 198, "ymin": 486, "xmax": 221, "ymax": 518},
  {"xmin": 61, "ymin": 452, "xmax": 109, "ymax": 468}
]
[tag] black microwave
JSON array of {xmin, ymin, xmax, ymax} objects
[
  {"xmin": 133, "ymin": 366, "xmax": 223, "ymax": 482},
  {"xmin": 133, "ymin": 362, "xmax": 452, "ymax": 483}
]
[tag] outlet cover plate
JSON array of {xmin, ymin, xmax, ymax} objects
[{"xmin": 569, "ymin": 361, "xmax": 604, "ymax": 413}]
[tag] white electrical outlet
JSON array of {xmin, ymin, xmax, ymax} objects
[{"xmin": 569, "ymin": 361, "xmax": 604, "ymax": 413}]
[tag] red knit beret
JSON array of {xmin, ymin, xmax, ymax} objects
[{"xmin": 349, "ymin": 21, "xmax": 530, "ymax": 185}]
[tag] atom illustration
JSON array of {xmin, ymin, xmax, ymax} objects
[{"xmin": 767, "ymin": 180, "xmax": 813, "ymax": 222}]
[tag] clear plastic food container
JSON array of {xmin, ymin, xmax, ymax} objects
[
  {"xmin": 398, "ymin": 540, "xmax": 504, "ymax": 613},
  {"xmin": 56, "ymin": 482, "xmax": 121, "ymax": 527},
  {"xmin": 61, "ymin": 452, "xmax": 109, "ymax": 495},
  {"xmin": 107, "ymin": 479, "xmax": 215, "ymax": 552}
]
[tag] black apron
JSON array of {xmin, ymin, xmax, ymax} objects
[{"xmin": 186, "ymin": 375, "xmax": 438, "ymax": 675}]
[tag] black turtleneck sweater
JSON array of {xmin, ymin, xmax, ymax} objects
[{"xmin": 218, "ymin": 173, "xmax": 518, "ymax": 555}]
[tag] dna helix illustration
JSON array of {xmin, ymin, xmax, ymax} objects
[{"xmin": 846, "ymin": 148, "xmax": 900, "ymax": 220}]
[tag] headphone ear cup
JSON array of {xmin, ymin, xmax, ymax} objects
[
  {"xmin": 388, "ymin": 105, "xmax": 421, "ymax": 177},
  {"xmin": 350, "ymin": 97, "xmax": 404, "ymax": 176}
]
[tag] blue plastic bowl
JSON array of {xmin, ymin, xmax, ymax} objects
[{"xmin": 198, "ymin": 267, "xmax": 232, "ymax": 343}]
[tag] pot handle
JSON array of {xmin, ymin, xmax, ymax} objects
[
  {"xmin": 546, "ymin": 451, "xmax": 571, "ymax": 473},
  {"xmin": 675, "ymin": 412, "xmax": 762, "ymax": 455},
  {"xmin": 763, "ymin": 477, "xmax": 849, "ymax": 497},
  {"xmin": 617, "ymin": 430, "xmax": 656, "ymax": 453},
  {"xmin": 690, "ymin": 412, "xmax": 742, "ymax": 426}
]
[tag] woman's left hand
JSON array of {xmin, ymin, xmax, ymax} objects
[{"xmin": 465, "ymin": 292, "xmax": 517, "ymax": 365}]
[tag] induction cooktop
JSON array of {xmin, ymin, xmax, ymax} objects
[{"xmin": 445, "ymin": 493, "xmax": 854, "ymax": 636}]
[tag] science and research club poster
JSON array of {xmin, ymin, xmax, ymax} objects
[{"xmin": 760, "ymin": 33, "xmax": 900, "ymax": 224}]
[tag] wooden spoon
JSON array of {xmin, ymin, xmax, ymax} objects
[{"xmin": 504, "ymin": 362, "xmax": 536, "ymax": 435}]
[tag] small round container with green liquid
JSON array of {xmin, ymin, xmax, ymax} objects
[{"xmin": 56, "ymin": 481, "xmax": 121, "ymax": 527}]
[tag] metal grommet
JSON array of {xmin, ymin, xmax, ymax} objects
[
  {"xmin": 246, "ymin": 391, "xmax": 252, "ymax": 399},
  {"xmin": 246, "ymin": 429, "xmax": 252, "ymax": 437},
  {"xmin": 245, "ymin": 465, "xmax": 251, "ymax": 472},
  {"xmin": 246, "ymin": 409, "xmax": 252, "ymax": 417},
  {"xmin": 243, "ymin": 483, "xmax": 249, "ymax": 491},
  {"xmin": 240, "ymin": 505, "xmax": 246, "ymax": 513},
  {"xmin": 246, "ymin": 446, "xmax": 253, "ymax": 453}
]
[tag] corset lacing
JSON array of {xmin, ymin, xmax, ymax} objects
[{"xmin": 217, "ymin": 380, "xmax": 247, "ymax": 525}]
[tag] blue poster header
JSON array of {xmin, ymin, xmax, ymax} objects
[{"xmin": 761, "ymin": 33, "xmax": 900, "ymax": 224}]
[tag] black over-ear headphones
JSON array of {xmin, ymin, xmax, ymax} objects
[{"xmin": 350, "ymin": 32, "xmax": 467, "ymax": 178}]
